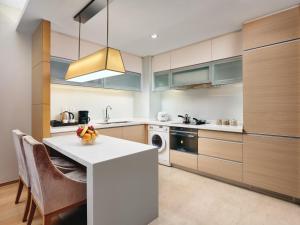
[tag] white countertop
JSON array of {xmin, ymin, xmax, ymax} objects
[
  {"xmin": 51, "ymin": 119, "xmax": 243, "ymax": 134},
  {"xmin": 43, "ymin": 134, "xmax": 157, "ymax": 166}
]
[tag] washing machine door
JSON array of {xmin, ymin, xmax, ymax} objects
[{"xmin": 151, "ymin": 134, "xmax": 166, "ymax": 153}]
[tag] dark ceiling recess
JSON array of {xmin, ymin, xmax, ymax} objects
[{"xmin": 74, "ymin": 0, "xmax": 106, "ymax": 24}]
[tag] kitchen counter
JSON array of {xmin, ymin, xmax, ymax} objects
[
  {"xmin": 44, "ymin": 135, "xmax": 158, "ymax": 225},
  {"xmin": 51, "ymin": 119, "xmax": 243, "ymax": 134}
]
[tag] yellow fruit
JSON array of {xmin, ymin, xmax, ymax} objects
[
  {"xmin": 80, "ymin": 126, "xmax": 88, "ymax": 137},
  {"xmin": 83, "ymin": 133, "xmax": 91, "ymax": 141}
]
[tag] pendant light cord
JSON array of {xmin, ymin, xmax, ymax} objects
[
  {"xmin": 78, "ymin": 16, "xmax": 81, "ymax": 60},
  {"xmin": 106, "ymin": 0, "xmax": 109, "ymax": 48}
]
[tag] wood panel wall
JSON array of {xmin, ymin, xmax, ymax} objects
[{"xmin": 32, "ymin": 20, "xmax": 51, "ymax": 141}]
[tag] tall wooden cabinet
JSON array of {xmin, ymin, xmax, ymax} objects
[
  {"xmin": 243, "ymin": 6, "xmax": 300, "ymax": 198},
  {"xmin": 243, "ymin": 40, "xmax": 300, "ymax": 137}
]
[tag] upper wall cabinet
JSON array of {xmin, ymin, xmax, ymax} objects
[
  {"xmin": 50, "ymin": 57, "xmax": 103, "ymax": 88},
  {"xmin": 212, "ymin": 32, "xmax": 242, "ymax": 60},
  {"xmin": 243, "ymin": 6, "xmax": 300, "ymax": 50},
  {"xmin": 153, "ymin": 70, "xmax": 171, "ymax": 91},
  {"xmin": 121, "ymin": 52, "xmax": 143, "ymax": 74},
  {"xmin": 170, "ymin": 40, "xmax": 212, "ymax": 69},
  {"xmin": 171, "ymin": 63, "xmax": 211, "ymax": 88},
  {"xmin": 50, "ymin": 57, "xmax": 141, "ymax": 91},
  {"xmin": 104, "ymin": 72, "xmax": 141, "ymax": 91},
  {"xmin": 212, "ymin": 56, "xmax": 242, "ymax": 85},
  {"xmin": 152, "ymin": 52, "xmax": 171, "ymax": 72},
  {"xmin": 51, "ymin": 32, "xmax": 143, "ymax": 74},
  {"xmin": 51, "ymin": 32, "xmax": 103, "ymax": 60}
]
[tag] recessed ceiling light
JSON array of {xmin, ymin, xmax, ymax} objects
[{"xmin": 151, "ymin": 33, "xmax": 158, "ymax": 39}]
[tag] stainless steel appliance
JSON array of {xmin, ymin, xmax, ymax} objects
[{"xmin": 170, "ymin": 127, "xmax": 198, "ymax": 154}]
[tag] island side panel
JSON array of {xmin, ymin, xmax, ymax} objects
[{"xmin": 89, "ymin": 149, "xmax": 158, "ymax": 225}]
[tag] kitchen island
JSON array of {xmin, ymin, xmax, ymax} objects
[{"xmin": 43, "ymin": 134, "xmax": 158, "ymax": 225}]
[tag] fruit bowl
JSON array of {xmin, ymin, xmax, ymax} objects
[{"xmin": 76, "ymin": 125, "xmax": 98, "ymax": 145}]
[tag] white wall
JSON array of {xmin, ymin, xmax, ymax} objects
[
  {"xmin": 160, "ymin": 83, "xmax": 243, "ymax": 121},
  {"xmin": 51, "ymin": 85, "xmax": 135, "ymax": 121},
  {"xmin": 0, "ymin": 5, "xmax": 31, "ymax": 183}
]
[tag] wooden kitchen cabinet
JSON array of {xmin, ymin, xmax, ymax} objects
[
  {"xmin": 243, "ymin": 134, "xmax": 300, "ymax": 197},
  {"xmin": 212, "ymin": 31, "xmax": 242, "ymax": 60},
  {"xmin": 170, "ymin": 40, "xmax": 211, "ymax": 69},
  {"xmin": 198, "ymin": 130, "xmax": 243, "ymax": 142},
  {"xmin": 198, "ymin": 138, "xmax": 243, "ymax": 162},
  {"xmin": 243, "ymin": 6, "xmax": 300, "ymax": 50},
  {"xmin": 198, "ymin": 155, "xmax": 243, "ymax": 182},
  {"xmin": 99, "ymin": 127, "xmax": 123, "ymax": 139},
  {"xmin": 152, "ymin": 52, "xmax": 171, "ymax": 72},
  {"xmin": 170, "ymin": 150, "xmax": 198, "ymax": 170},
  {"xmin": 122, "ymin": 125, "xmax": 147, "ymax": 143},
  {"xmin": 243, "ymin": 40, "xmax": 300, "ymax": 137}
]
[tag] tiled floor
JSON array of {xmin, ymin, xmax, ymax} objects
[
  {"xmin": 1, "ymin": 166, "xmax": 299, "ymax": 225},
  {"xmin": 151, "ymin": 166, "xmax": 300, "ymax": 225}
]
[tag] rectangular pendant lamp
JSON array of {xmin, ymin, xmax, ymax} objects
[
  {"xmin": 65, "ymin": 47, "xmax": 125, "ymax": 82},
  {"xmin": 65, "ymin": 0, "xmax": 125, "ymax": 83}
]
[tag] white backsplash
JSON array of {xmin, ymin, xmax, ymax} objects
[
  {"xmin": 51, "ymin": 84, "xmax": 135, "ymax": 121},
  {"xmin": 160, "ymin": 83, "xmax": 243, "ymax": 122}
]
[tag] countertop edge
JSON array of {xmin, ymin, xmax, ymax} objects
[{"xmin": 51, "ymin": 120, "xmax": 243, "ymax": 134}]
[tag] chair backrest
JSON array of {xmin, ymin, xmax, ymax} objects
[
  {"xmin": 12, "ymin": 130, "xmax": 30, "ymax": 187},
  {"xmin": 22, "ymin": 135, "xmax": 75, "ymax": 214}
]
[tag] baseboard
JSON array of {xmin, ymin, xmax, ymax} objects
[{"xmin": 0, "ymin": 179, "xmax": 18, "ymax": 187}]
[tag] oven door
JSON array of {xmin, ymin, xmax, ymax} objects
[{"xmin": 170, "ymin": 131, "xmax": 198, "ymax": 154}]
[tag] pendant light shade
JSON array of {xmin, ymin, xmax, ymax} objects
[
  {"xmin": 65, "ymin": 47, "xmax": 125, "ymax": 82},
  {"xmin": 65, "ymin": 0, "xmax": 125, "ymax": 82}
]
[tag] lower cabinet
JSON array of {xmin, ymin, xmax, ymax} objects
[
  {"xmin": 98, "ymin": 125, "xmax": 146, "ymax": 144},
  {"xmin": 198, "ymin": 155, "xmax": 243, "ymax": 182},
  {"xmin": 98, "ymin": 127, "xmax": 123, "ymax": 139},
  {"xmin": 122, "ymin": 125, "xmax": 147, "ymax": 143},
  {"xmin": 243, "ymin": 134, "xmax": 300, "ymax": 197},
  {"xmin": 170, "ymin": 150, "xmax": 198, "ymax": 170}
]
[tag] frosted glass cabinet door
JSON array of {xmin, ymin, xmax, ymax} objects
[
  {"xmin": 171, "ymin": 63, "xmax": 210, "ymax": 87},
  {"xmin": 212, "ymin": 57, "xmax": 242, "ymax": 85},
  {"xmin": 104, "ymin": 72, "xmax": 141, "ymax": 91},
  {"xmin": 50, "ymin": 57, "xmax": 103, "ymax": 88},
  {"xmin": 153, "ymin": 70, "xmax": 170, "ymax": 91}
]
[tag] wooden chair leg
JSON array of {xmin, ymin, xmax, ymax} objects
[
  {"xmin": 22, "ymin": 188, "xmax": 31, "ymax": 222},
  {"xmin": 27, "ymin": 198, "xmax": 36, "ymax": 225},
  {"xmin": 43, "ymin": 215, "xmax": 52, "ymax": 225},
  {"xmin": 15, "ymin": 178, "xmax": 24, "ymax": 204}
]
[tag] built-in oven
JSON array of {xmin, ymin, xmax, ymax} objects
[{"xmin": 170, "ymin": 127, "xmax": 198, "ymax": 154}]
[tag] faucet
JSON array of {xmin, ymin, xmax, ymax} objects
[{"xmin": 104, "ymin": 105, "xmax": 112, "ymax": 123}]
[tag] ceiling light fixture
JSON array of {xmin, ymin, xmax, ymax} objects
[
  {"xmin": 65, "ymin": 0, "xmax": 125, "ymax": 83},
  {"xmin": 151, "ymin": 33, "xmax": 158, "ymax": 39}
]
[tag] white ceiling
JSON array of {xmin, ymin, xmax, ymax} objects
[{"xmin": 17, "ymin": 0, "xmax": 299, "ymax": 56}]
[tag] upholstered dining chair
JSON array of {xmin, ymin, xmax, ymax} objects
[
  {"xmin": 22, "ymin": 135, "xmax": 86, "ymax": 225},
  {"xmin": 12, "ymin": 130, "xmax": 31, "ymax": 222},
  {"xmin": 12, "ymin": 130, "xmax": 79, "ymax": 222}
]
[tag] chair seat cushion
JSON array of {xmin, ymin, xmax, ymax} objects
[
  {"xmin": 51, "ymin": 157, "xmax": 77, "ymax": 168},
  {"xmin": 65, "ymin": 169, "xmax": 87, "ymax": 183}
]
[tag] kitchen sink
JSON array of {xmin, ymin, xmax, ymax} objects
[{"xmin": 96, "ymin": 121, "xmax": 133, "ymax": 125}]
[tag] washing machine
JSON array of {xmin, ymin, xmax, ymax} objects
[{"xmin": 148, "ymin": 125, "xmax": 170, "ymax": 166}]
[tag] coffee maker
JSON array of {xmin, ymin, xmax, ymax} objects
[{"xmin": 78, "ymin": 111, "xmax": 90, "ymax": 124}]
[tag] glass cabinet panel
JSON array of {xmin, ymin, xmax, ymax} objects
[
  {"xmin": 212, "ymin": 57, "xmax": 242, "ymax": 85},
  {"xmin": 50, "ymin": 57, "xmax": 103, "ymax": 88},
  {"xmin": 104, "ymin": 72, "xmax": 141, "ymax": 91},
  {"xmin": 153, "ymin": 70, "xmax": 170, "ymax": 91},
  {"xmin": 171, "ymin": 63, "xmax": 210, "ymax": 87}
]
